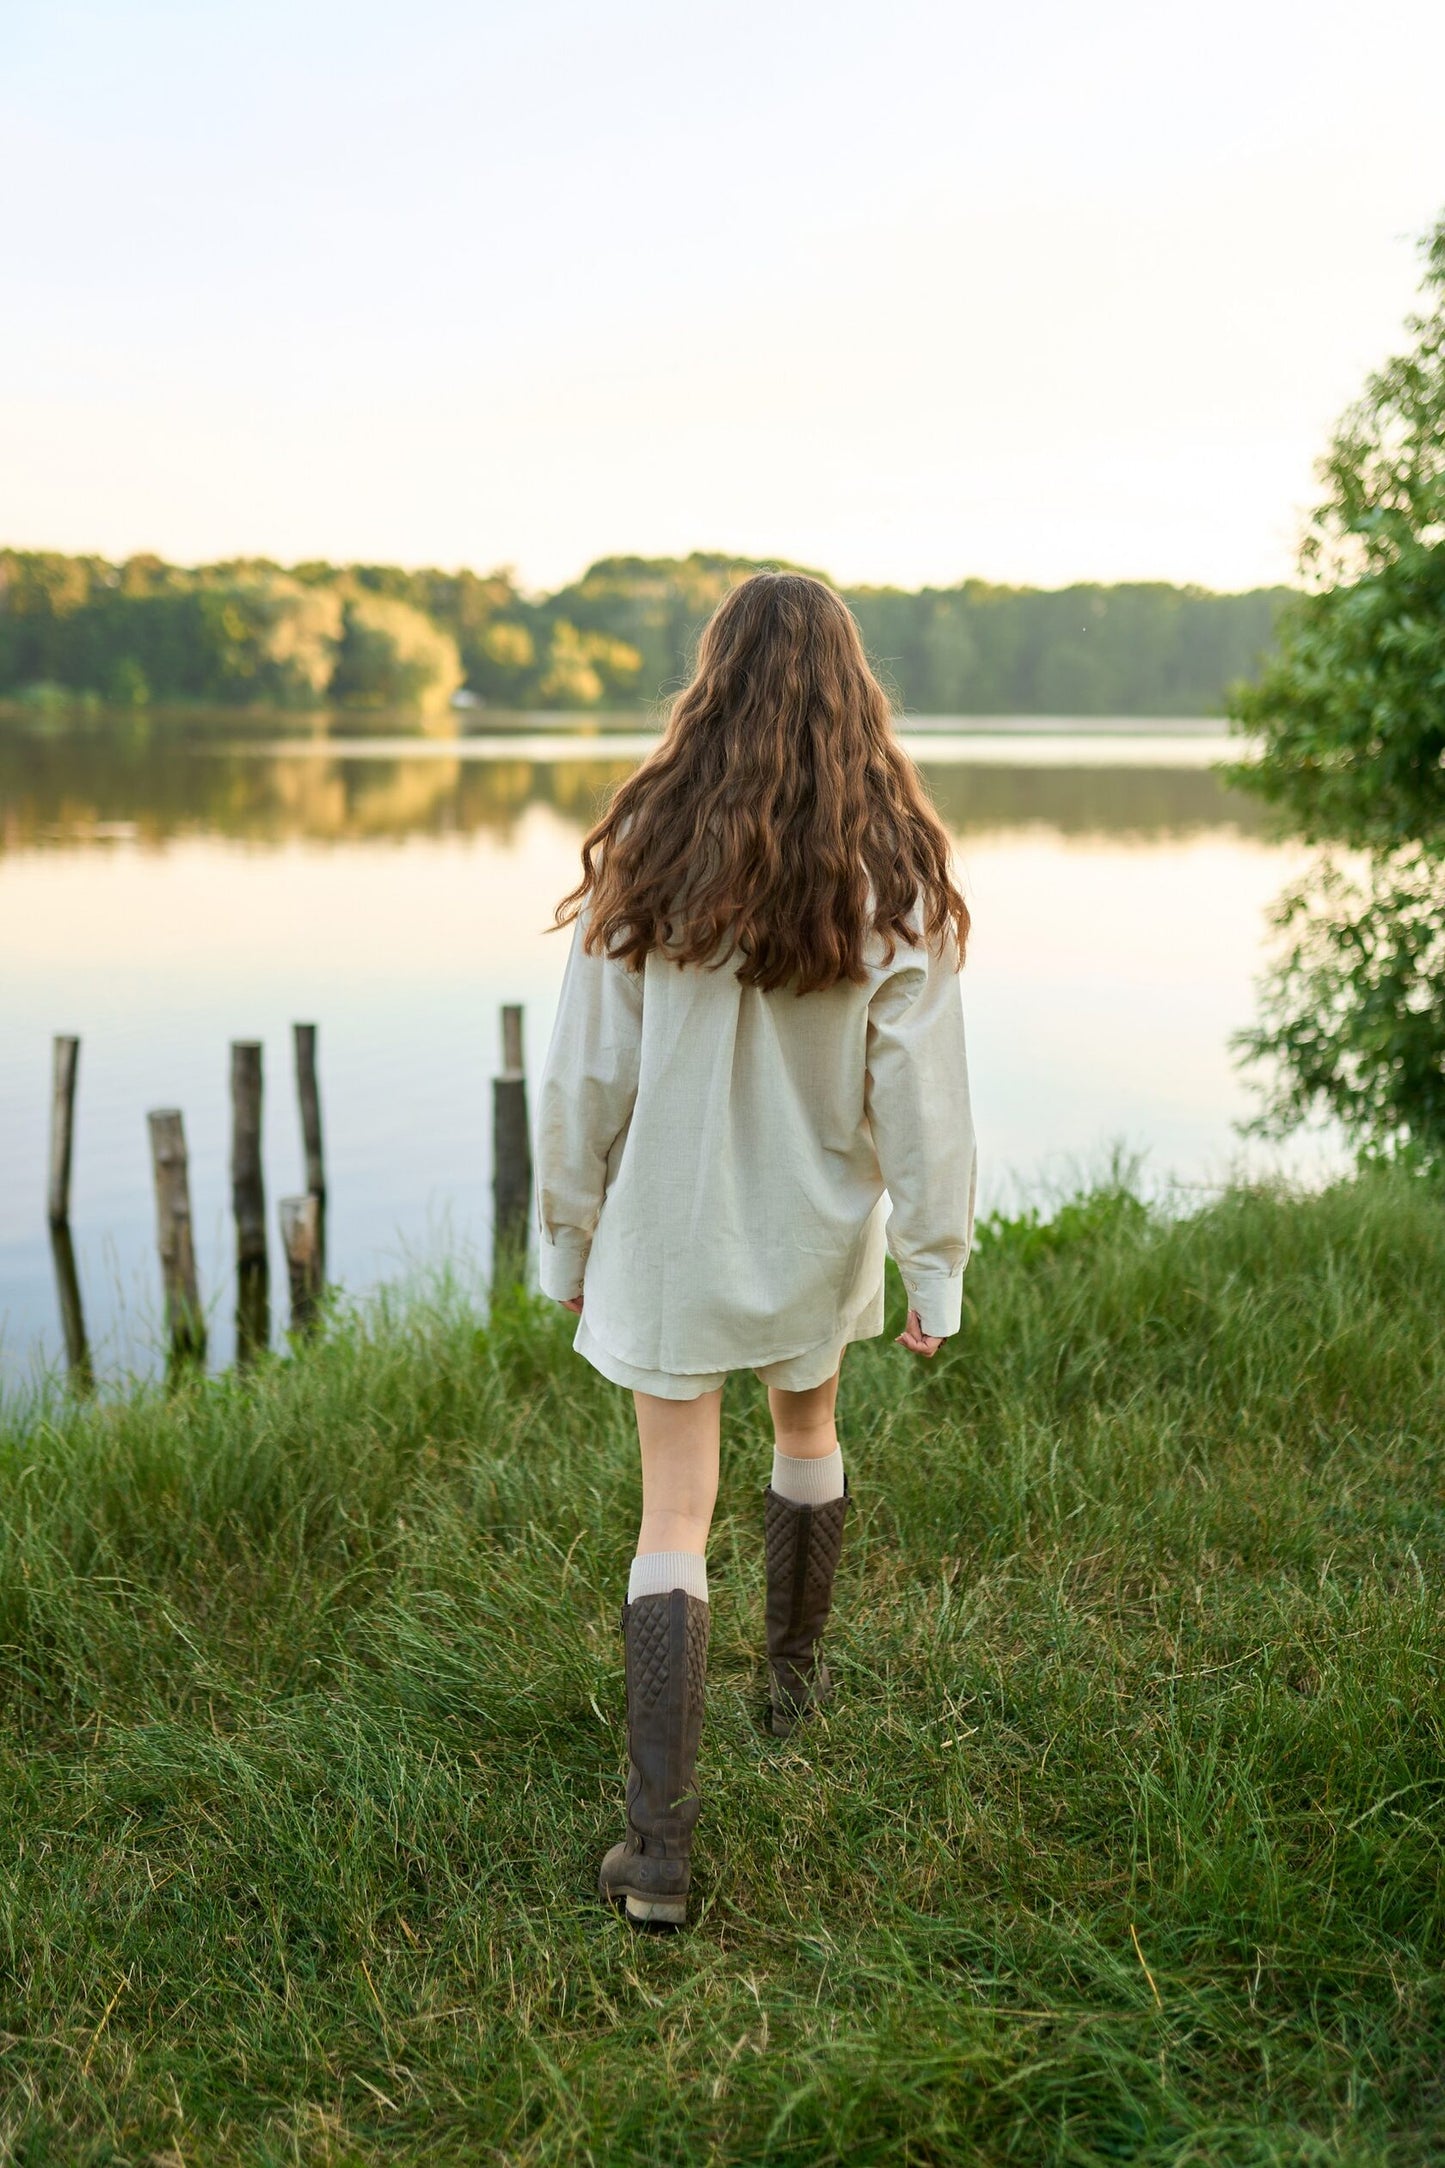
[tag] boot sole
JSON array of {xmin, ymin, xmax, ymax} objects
[
  {"xmin": 599, "ymin": 1875, "xmax": 688, "ymax": 1930},
  {"xmin": 624, "ymin": 1893, "xmax": 688, "ymax": 1929},
  {"xmin": 601, "ymin": 1884, "xmax": 688, "ymax": 1930}
]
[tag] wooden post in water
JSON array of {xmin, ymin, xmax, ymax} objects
[
  {"xmin": 492, "ymin": 1003, "xmax": 531, "ymax": 1283},
  {"xmin": 47, "ymin": 1033, "xmax": 92, "ymax": 1384},
  {"xmin": 231, "ymin": 1040, "xmax": 269, "ymax": 1365},
  {"xmin": 48, "ymin": 1220, "xmax": 94, "ymax": 1393},
  {"xmin": 48, "ymin": 1034, "xmax": 80, "ymax": 1227},
  {"xmin": 279, "ymin": 1194, "xmax": 323, "ymax": 1334},
  {"xmin": 147, "ymin": 1109, "xmax": 205, "ymax": 1365},
  {"xmin": 294, "ymin": 1022, "xmax": 326, "ymax": 1199},
  {"xmin": 293, "ymin": 1022, "xmax": 326, "ymax": 1279}
]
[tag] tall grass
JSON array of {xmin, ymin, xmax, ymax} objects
[{"xmin": 1, "ymin": 1173, "xmax": 1442, "ymax": 2163}]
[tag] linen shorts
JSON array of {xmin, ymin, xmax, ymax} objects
[{"xmin": 573, "ymin": 1313, "xmax": 849, "ymax": 1401}]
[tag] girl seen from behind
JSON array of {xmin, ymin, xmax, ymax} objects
[{"xmin": 536, "ymin": 571, "xmax": 976, "ymax": 1929}]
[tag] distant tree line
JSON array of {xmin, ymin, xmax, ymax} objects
[{"xmin": 0, "ymin": 548, "xmax": 1289, "ymax": 717}]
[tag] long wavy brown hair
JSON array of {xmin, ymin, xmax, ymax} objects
[{"xmin": 555, "ymin": 571, "xmax": 969, "ymax": 992}]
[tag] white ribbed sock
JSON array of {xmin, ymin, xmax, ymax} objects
[
  {"xmin": 770, "ymin": 1446, "xmax": 845, "ymax": 1506},
  {"xmin": 628, "ymin": 1549, "xmax": 709, "ymax": 1603}
]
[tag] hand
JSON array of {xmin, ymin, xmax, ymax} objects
[
  {"xmin": 895, "ymin": 1307, "xmax": 945, "ymax": 1358},
  {"xmin": 559, "ymin": 1295, "xmax": 583, "ymax": 1315}
]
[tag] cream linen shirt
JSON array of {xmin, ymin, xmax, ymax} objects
[{"xmin": 535, "ymin": 912, "xmax": 977, "ymax": 1375}]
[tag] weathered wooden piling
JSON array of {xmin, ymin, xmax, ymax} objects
[
  {"xmin": 48, "ymin": 1219, "xmax": 93, "ymax": 1392},
  {"xmin": 293, "ymin": 1023, "xmax": 326, "ymax": 1201},
  {"xmin": 148, "ymin": 1109, "xmax": 205, "ymax": 1363},
  {"xmin": 47, "ymin": 1033, "xmax": 92, "ymax": 1383},
  {"xmin": 230, "ymin": 1042, "xmax": 266, "ymax": 1264},
  {"xmin": 492, "ymin": 1003, "xmax": 532, "ymax": 1281},
  {"xmin": 236, "ymin": 1261, "xmax": 269, "ymax": 1367},
  {"xmin": 279, "ymin": 1193, "xmax": 323, "ymax": 1334},
  {"xmin": 231, "ymin": 1040, "xmax": 269, "ymax": 1364},
  {"xmin": 293, "ymin": 1021, "xmax": 327, "ymax": 1279},
  {"xmin": 48, "ymin": 1034, "xmax": 80, "ymax": 1227}
]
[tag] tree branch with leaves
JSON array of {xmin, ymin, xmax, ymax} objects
[{"xmin": 1230, "ymin": 213, "xmax": 1445, "ymax": 1160}]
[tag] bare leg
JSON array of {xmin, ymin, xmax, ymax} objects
[
  {"xmin": 633, "ymin": 1386, "xmax": 724, "ymax": 1557},
  {"xmin": 767, "ymin": 1367, "xmax": 842, "ymax": 1460}
]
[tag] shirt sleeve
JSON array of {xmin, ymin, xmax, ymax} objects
[
  {"xmin": 865, "ymin": 933, "xmax": 978, "ymax": 1338},
  {"xmin": 534, "ymin": 912, "xmax": 645, "ymax": 1302}
]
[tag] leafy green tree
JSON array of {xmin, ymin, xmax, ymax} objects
[
  {"xmin": 467, "ymin": 619, "xmax": 538, "ymax": 704},
  {"xmin": 535, "ymin": 620, "xmax": 643, "ymax": 708},
  {"xmin": 1230, "ymin": 219, "xmax": 1445, "ymax": 847},
  {"xmin": 330, "ymin": 593, "xmax": 462, "ymax": 715},
  {"xmin": 0, "ymin": 551, "xmax": 112, "ymax": 689},
  {"xmin": 1230, "ymin": 213, "xmax": 1445, "ymax": 1158},
  {"xmin": 196, "ymin": 575, "xmax": 344, "ymax": 705},
  {"xmin": 107, "ymin": 656, "xmax": 151, "ymax": 706},
  {"xmin": 1238, "ymin": 853, "xmax": 1445, "ymax": 1158},
  {"xmin": 545, "ymin": 553, "xmax": 779, "ymax": 702},
  {"xmin": 0, "ymin": 555, "xmax": 345, "ymax": 708}
]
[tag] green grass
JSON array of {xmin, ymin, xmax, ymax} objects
[{"xmin": 1, "ymin": 1172, "xmax": 1443, "ymax": 2164}]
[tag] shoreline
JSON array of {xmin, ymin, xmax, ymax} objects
[{"xmin": 0, "ymin": 700, "xmax": 1232, "ymax": 740}]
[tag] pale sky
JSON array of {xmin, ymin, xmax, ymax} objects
[{"xmin": 3, "ymin": 0, "xmax": 1443, "ymax": 594}]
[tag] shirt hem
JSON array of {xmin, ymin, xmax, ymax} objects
[
  {"xmin": 575, "ymin": 1298, "xmax": 885, "ymax": 1388},
  {"xmin": 574, "ymin": 1314, "xmax": 879, "ymax": 1398}
]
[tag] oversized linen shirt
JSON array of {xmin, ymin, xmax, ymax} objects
[{"xmin": 535, "ymin": 912, "xmax": 977, "ymax": 1375}]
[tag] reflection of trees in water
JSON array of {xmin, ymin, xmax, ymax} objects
[
  {"xmin": 920, "ymin": 761, "xmax": 1265, "ymax": 838},
  {"xmin": 0, "ymin": 733, "xmax": 638, "ymax": 849},
  {"xmin": 0, "ymin": 726, "xmax": 1259, "ymax": 853}
]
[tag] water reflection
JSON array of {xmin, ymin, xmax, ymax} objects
[
  {"xmin": 0, "ymin": 723, "xmax": 1264, "ymax": 852},
  {"xmin": 0, "ymin": 730, "xmax": 641, "ymax": 850}
]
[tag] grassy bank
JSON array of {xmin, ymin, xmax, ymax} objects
[{"xmin": 1, "ymin": 1174, "xmax": 1442, "ymax": 2164}]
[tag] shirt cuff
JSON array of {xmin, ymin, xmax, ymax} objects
[
  {"xmin": 537, "ymin": 1228, "xmax": 589, "ymax": 1303},
  {"xmin": 903, "ymin": 1270, "xmax": 964, "ymax": 1339}
]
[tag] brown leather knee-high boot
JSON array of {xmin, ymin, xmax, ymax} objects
[
  {"xmin": 763, "ymin": 1485, "xmax": 850, "ymax": 1739},
  {"xmin": 598, "ymin": 1588, "xmax": 710, "ymax": 1928}
]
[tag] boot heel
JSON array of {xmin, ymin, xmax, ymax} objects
[{"xmin": 625, "ymin": 1893, "xmax": 688, "ymax": 1928}]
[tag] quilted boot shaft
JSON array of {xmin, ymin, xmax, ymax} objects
[
  {"xmin": 599, "ymin": 1589, "xmax": 710, "ymax": 1927},
  {"xmin": 622, "ymin": 1589, "xmax": 710, "ymax": 1853},
  {"xmin": 763, "ymin": 1486, "xmax": 850, "ymax": 1739}
]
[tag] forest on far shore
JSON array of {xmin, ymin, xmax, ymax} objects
[{"xmin": 0, "ymin": 548, "xmax": 1290, "ymax": 718}]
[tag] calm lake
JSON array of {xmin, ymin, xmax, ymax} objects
[{"xmin": 0, "ymin": 717, "xmax": 1334, "ymax": 1388}]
